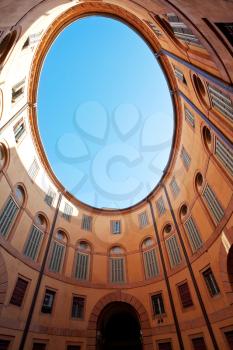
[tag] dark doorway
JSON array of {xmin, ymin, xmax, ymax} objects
[{"xmin": 97, "ymin": 302, "xmax": 143, "ymax": 350}]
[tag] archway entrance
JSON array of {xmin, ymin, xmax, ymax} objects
[{"xmin": 96, "ymin": 302, "xmax": 143, "ymax": 350}]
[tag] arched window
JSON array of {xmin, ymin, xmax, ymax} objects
[
  {"xmin": 24, "ymin": 214, "xmax": 47, "ymax": 260},
  {"xmin": 109, "ymin": 246, "xmax": 126, "ymax": 284},
  {"xmin": 0, "ymin": 185, "xmax": 25, "ymax": 238},
  {"xmin": 74, "ymin": 240, "xmax": 91, "ymax": 281},
  {"xmin": 142, "ymin": 237, "xmax": 159, "ymax": 279},
  {"xmin": 49, "ymin": 230, "xmax": 67, "ymax": 273}
]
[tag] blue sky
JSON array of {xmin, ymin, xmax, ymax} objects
[{"xmin": 38, "ymin": 16, "xmax": 173, "ymax": 209}]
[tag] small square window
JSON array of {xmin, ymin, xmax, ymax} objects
[{"xmin": 41, "ymin": 289, "xmax": 56, "ymax": 314}]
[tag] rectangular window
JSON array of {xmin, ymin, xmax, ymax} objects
[
  {"xmin": 10, "ymin": 277, "xmax": 28, "ymax": 306},
  {"xmin": 207, "ymin": 83, "xmax": 233, "ymax": 122},
  {"xmin": 75, "ymin": 252, "xmax": 89, "ymax": 281},
  {"xmin": 24, "ymin": 225, "xmax": 43, "ymax": 260},
  {"xmin": 173, "ymin": 66, "xmax": 186, "ymax": 84},
  {"xmin": 67, "ymin": 346, "xmax": 81, "ymax": 350},
  {"xmin": 0, "ymin": 196, "xmax": 19, "ymax": 238},
  {"xmin": 143, "ymin": 249, "xmax": 159, "ymax": 279},
  {"xmin": 44, "ymin": 187, "xmax": 56, "ymax": 207},
  {"xmin": 185, "ymin": 107, "xmax": 195, "ymax": 129},
  {"xmin": 202, "ymin": 183, "xmax": 224, "ymax": 223},
  {"xmin": 81, "ymin": 214, "xmax": 92, "ymax": 231},
  {"xmin": 32, "ymin": 343, "xmax": 47, "ymax": 350},
  {"xmin": 41, "ymin": 289, "xmax": 55, "ymax": 314},
  {"xmin": 13, "ymin": 118, "xmax": 26, "ymax": 142},
  {"xmin": 224, "ymin": 330, "xmax": 233, "ymax": 348},
  {"xmin": 110, "ymin": 257, "xmax": 125, "ymax": 283},
  {"xmin": 191, "ymin": 337, "xmax": 207, "ymax": 350},
  {"xmin": 169, "ymin": 177, "xmax": 180, "ymax": 198},
  {"xmin": 71, "ymin": 296, "xmax": 85, "ymax": 319},
  {"xmin": 156, "ymin": 196, "xmax": 166, "ymax": 216},
  {"xmin": 12, "ymin": 78, "xmax": 26, "ymax": 102},
  {"xmin": 151, "ymin": 293, "xmax": 165, "ymax": 315},
  {"xmin": 202, "ymin": 267, "xmax": 220, "ymax": 296},
  {"xmin": 184, "ymin": 216, "xmax": 203, "ymax": 252},
  {"xmin": 166, "ymin": 235, "xmax": 182, "ymax": 267},
  {"xmin": 0, "ymin": 339, "xmax": 11, "ymax": 350},
  {"xmin": 215, "ymin": 137, "xmax": 233, "ymax": 176},
  {"xmin": 49, "ymin": 241, "xmax": 65, "ymax": 273},
  {"xmin": 158, "ymin": 341, "xmax": 172, "ymax": 350},
  {"xmin": 145, "ymin": 20, "xmax": 162, "ymax": 37},
  {"xmin": 178, "ymin": 282, "xmax": 193, "ymax": 308},
  {"xmin": 215, "ymin": 23, "xmax": 233, "ymax": 47},
  {"xmin": 111, "ymin": 220, "xmax": 121, "ymax": 234},
  {"xmin": 62, "ymin": 202, "xmax": 73, "ymax": 221},
  {"xmin": 28, "ymin": 158, "xmax": 39, "ymax": 180},
  {"xmin": 180, "ymin": 146, "xmax": 191, "ymax": 169},
  {"xmin": 138, "ymin": 211, "xmax": 149, "ymax": 228}
]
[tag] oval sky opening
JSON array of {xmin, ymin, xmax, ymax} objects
[{"xmin": 38, "ymin": 16, "xmax": 174, "ymax": 209}]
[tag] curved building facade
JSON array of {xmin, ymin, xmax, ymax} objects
[{"xmin": 0, "ymin": 1, "xmax": 233, "ymax": 349}]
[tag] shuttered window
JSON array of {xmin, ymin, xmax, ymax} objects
[
  {"xmin": 180, "ymin": 146, "xmax": 191, "ymax": 169},
  {"xmin": 158, "ymin": 342, "xmax": 172, "ymax": 350},
  {"xmin": 0, "ymin": 196, "xmax": 19, "ymax": 238},
  {"xmin": 110, "ymin": 257, "xmax": 125, "ymax": 283},
  {"xmin": 138, "ymin": 211, "xmax": 149, "ymax": 228},
  {"xmin": 207, "ymin": 84, "xmax": 233, "ymax": 122},
  {"xmin": 12, "ymin": 78, "xmax": 26, "ymax": 102},
  {"xmin": 13, "ymin": 119, "xmax": 26, "ymax": 142},
  {"xmin": 167, "ymin": 13, "xmax": 202, "ymax": 46},
  {"xmin": 10, "ymin": 277, "xmax": 28, "ymax": 306},
  {"xmin": 146, "ymin": 21, "xmax": 162, "ymax": 37},
  {"xmin": 32, "ymin": 343, "xmax": 47, "ymax": 350},
  {"xmin": 173, "ymin": 66, "xmax": 186, "ymax": 84},
  {"xmin": 203, "ymin": 267, "xmax": 220, "ymax": 296},
  {"xmin": 41, "ymin": 289, "xmax": 55, "ymax": 314},
  {"xmin": 49, "ymin": 241, "xmax": 65, "ymax": 273},
  {"xmin": 24, "ymin": 225, "xmax": 43, "ymax": 260},
  {"xmin": 81, "ymin": 215, "xmax": 92, "ymax": 231},
  {"xmin": 184, "ymin": 216, "xmax": 203, "ymax": 252},
  {"xmin": 44, "ymin": 187, "xmax": 56, "ymax": 207},
  {"xmin": 151, "ymin": 293, "xmax": 165, "ymax": 315},
  {"xmin": 185, "ymin": 107, "xmax": 195, "ymax": 128},
  {"xmin": 202, "ymin": 184, "xmax": 224, "ymax": 223},
  {"xmin": 143, "ymin": 249, "xmax": 159, "ymax": 279},
  {"xmin": 28, "ymin": 158, "xmax": 39, "ymax": 180},
  {"xmin": 23, "ymin": 31, "xmax": 42, "ymax": 48},
  {"xmin": 225, "ymin": 331, "xmax": 233, "ymax": 348},
  {"xmin": 178, "ymin": 282, "xmax": 193, "ymax": 308},
  {"xmin": 0, "ymin": 340, "xmax": 11, "ymax": 350},
  {"xmin": 192, "ymin": 337, "xmax": 207, "ymax": 350},
  {"xmin": 62, "ymin": 202, "xmax": 73, "ymax": 221},
  {"xmin": 75, "ymin": 252, "xmax": 89, "ymax": 280},
  {"xmin": 169, "ymin": 177, "xmax": 180, "ymax": 197},
  {"xmin": 111, "ymin": 220, "xmax": 121, "ymax": 234},
  {"xmin": 156, "ymin": 196, "xmax": 166, "ymax": 216},
  {"xmin": 215, "ymin": 137, "xmax": 233, "ymax": 176},
  {"xmin": 71, "ymin": 296, "xmax": 85, "ymax": 319},
  {"xmin": 166, "ymin": 235, "xmax": 182, "ymax": 267}
]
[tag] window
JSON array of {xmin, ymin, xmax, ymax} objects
[
  {"xmin": 81, "ymin": 214, "xmax": 92, "ymax": 231},
  {"xmin": 32, "ymin": 343, "xmax": 47, "ymax": 350},
  {"xmin": 0, "ymin": 196, "xmax": 19, "ymax": 238},
  {"xmin": 110, "ymin": 257, "xmax": 125, "ymax": 283},
  {"xmin": 185, "ymin": 107, "xmax": 195, "ymax": 129},
  {"xmin": 158, "ymin": 341, "xmax": 172, "ymax": 350},
  {"xmin": 28, "ymin": 158, "xmax": 39, "ymax": 180},
  {"xmin": 13, "ymin": 118, "xmax": 26, "ymax": 142},
  {"xmin": 49, "ymin": 231, "xmax": 66, "ymax": 273},
  {"xmin": 111, "ymin": 220, "xmax": 121, "ymax": 234},
  {"xmin": 138, "ymin": 211, "xmax": 148, "ymax": 228},
  {"xmin": 62, "ymin": 202, "xmax": 73, "ymax": 221},
  {"xmin": 10, "ymin": 277, "xmax": 28, "ymax": 306},
  {"xmin": 156, "ymin": 196, "xmax": 166, "ymax": 216},
  {"xmin": 169, "ymin": 177, "xmax": 180, "ymax": 198},
  {"xmin": 23, "ymin": 31, "xmax": 42, "ymax": 48},
  {"xmin": 191, "ymin": 337, "xmax": 207, "ymax": 350},
  {"xmin": 202, "ymin": 183, "xmax": 224, "ymax": 223},
  {"xmin": 207, "ymin": 83, "xmax": 233, "ymax": 122},
  {"xmin": 145, "ymin": 20, "xmax": 162, "ymax": 37},
  {"xmin": 167, "ymin": 13, "xmax": 202, "ymax": 47},
  {"xmin": 184, "ymin": 216, "xmax": 203, "ymax": 252},
  {"xmin": 173, "ymin": 66, "xmax": 186, "ymax": 84},
  {"xmin": 12, "ymin": 78, "xmax": 25, "ymax": 102},
  {"xmin": 71, "ymin": 296, "xmax": 85, "ymax": 319},
  {"xmin": 0, "ymin": 339, "xmax": 11, "ymax": 350},
  {"xmin": 166, "ymin": 235, "xmax": 182, "ymax": 267},
  {"xmin": 41, "ymin": 289, "xmax": 55, "ymax": 314},
  {"xmin": 215, "ymin": 23, "xmax": 233, "ymax": 47},
  {"xmin": 75, "ymin": 252, "xmax": 89, "ymax": 281},
  {"xmin": 24, "ymin": 225, "xmax": 43, "ymax": 260},
  {"xmin": 178, "ymin": 282, "xmax": 193, "ymax": 308},
  {"xmin": 143, "ymin": 249, "xmax": 159, "ymax": 279},
  {"xmin": 151, "ymin": 293, "xmax": 165, "ymax": 315},
  {"xmin": 224, "ymin": 330, "xmax": 233, "ymax": 348},
  {"xmin": 67, "ymin": 346, "xmax": 81, "ymax": 350},
  {"xmin": 202, "ymin": 267, "xmax": 220, "ymax": 296},
  {"xmin": 214, "ymin": 137, "xmax": 233, "ymax": 176},
  {"xmin": 180, "ymin": 146, "xmax": 191, "ymax": 169},
  {"xmin": 44, "ymin": 187, "xmax": 56, "ymax": 207}
]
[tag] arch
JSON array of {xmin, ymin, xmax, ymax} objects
[
  {"xmin": 87, "ymin": 291, "xmax": 153, "ymax": 350},
  {"xmin": 219, "ymin": 228, "xmax": 233, "ymax": 305},
  {"xmin": 0, "ymin": 251, "xmax": 8, "ymax": 314}
]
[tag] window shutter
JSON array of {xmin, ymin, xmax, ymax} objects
[
  {"xmin": 215, "ymin": 137, "xmax": 233, "ymax": 176},
  {"xmin": 28, "ymin": 158, "xmax": 39, "ymax": 180},
  {"xmin": 207, "ymin": 83, "xmax": 233, "ymax": 122},
  {"xmin": 184, "ymin": 107, "xmax": 195, "ymax": 128},
  {"xmin": 0, "ymin": 196, "xmax": 19, "ymax": 238},
  {"xmin": 180, "ymin": 146, "xmax": 191, "ymax": 169},
  {"xmin": 138, "ymin": 212, "xmax": 148, "ymax": 228},
  {"xmin": 10, "ymin": 277, "xmax": 28, "ymax": 306},
  {"xmin": 178, "ymin": 282, "xmax": 193, "ymax": 308},
  {"xmin": 202, "ymin": 184, "xmax": 224, "ymax": 223},
  {"xmin": 166, "ymin": 235, "xmax": 182, "ymax": 267},
  {"xmin": 143, "ymin": 249, "xmax": 159, "ymax": 278},
  {"xmin": 44, "ymin": 187, "xmax": 56, "ymax": 207},
  {"xmin": 156, "ymin": 196, "xmax": 166, "ymax": 216},
  {"xmin": 24, "ymin": 225, "xmax": 43, "ymax": 260},
  {"xmin": 184, "ymin": 216, "xmax": 202, "ymax": 252},
  {"xmin": 110, "ymin": 257, "xmax": 125, "ymax": 283},
  {"xmin": 169, "ymin": 177, "xmax": 180, "ymax": 197},
  {"xmin": 49, "ymin": 241, "xmax": 65, "ymax": 273},
  {"xmin": 75, "ymin": 252, "xmax": 89, "ymax": 280},
  {"xmin": 81, "ymin": 215, "xmax": 92, "ymax": 231}
]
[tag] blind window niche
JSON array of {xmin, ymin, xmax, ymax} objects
[
  {"xmin": 138, "ymin": 211, "xmax": 149, "ymax": 228},
  {"xmin": 110, "ymin": 257, "xmax": 125, "ymax": 283},
  {"xmin": 44, "ymin": 187, "xmax": 56, "ymax": 207},
  {"xmin": 143, "ymin": 249, "xmax": 159, "ymax": 279},
  {"xmin": 207, "ymin": 83, "xmax": 233, "ymax": 122},
  {"xmin": 151, "ymin": 293, "xmax": 165, "ymax": 316},
  {"xmin": 214, "ymin": 137, "xmax": 233, "ymax": 176},
  {"xmin": 10, "ymin": 277, "xmax": 28, "ymax": 306},
  {"xmin": 62, "ymin": 202, "xmax": 73, "ymax": 221},
  {"xmin": 184, "ymin": 107, "xmax": 195, "ymax": 129},
  {"xmin": 156, "ymin": 196, "xmax": 166, "ymax": 216},
  {"xmin": 178, "ymin": 282, "xmax": 193, "ymax": 308},
  {"xmin": 13, "ymin": 118, "xmax": 26, "ymax": 143},
  {"xmin": 202, "ymin": 183, "xmax": 224, "ymax": 223},
  {"xmin": 12, "ymin": 78, "xmax": 26, "ymax": 103},
  {"xmin": 49, "ymin": 241, "xmax": 65, "ymax": 273},
  {"xmin": 75, "ymin": 252, "xmax": 89, "ymax": 281},
  {"xmin": 81, "ymin": 214, "xmax": 92, "ymax": 231},
  {"xmin": 184, "ymin": 216, "xmax": 203, "ymax": 252},
  {"xmin": 166, "ymin": 235, "xmax": 182, "ymax": 267},
  {"xmin": 71, "ymin": 295, "xmax": 85, "ymax": 319},
  {"xmin": 0, "ymin": 195, "xmax": 19, "ymax": 238},
  {"xmin": 111, "ymin": 220, "xmax": 121, "ymax": 234},
  {"xmin": 202, "ymin": 267, "xmax": 220, "ymax": 296},
  {"xmin": 24, "ymin": 225, "xmax": 43, "ymax": 260},
  {"xmin": 28, "ymin": 158, "xmax": 39, "ymax": 180}
]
